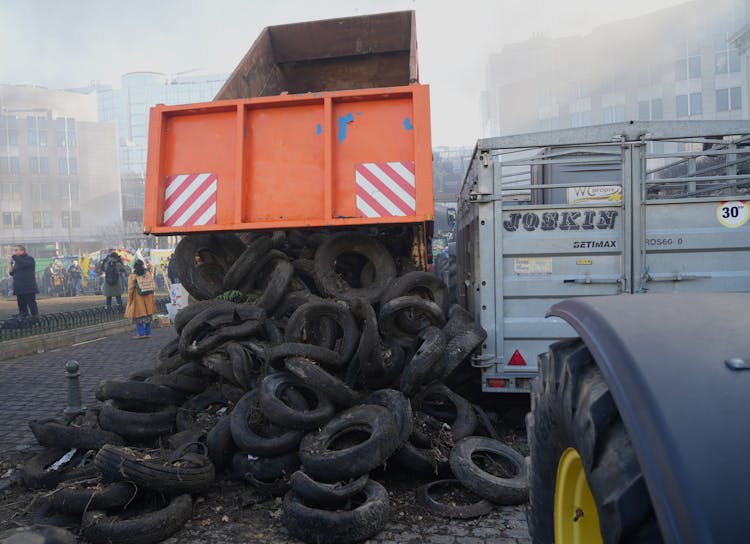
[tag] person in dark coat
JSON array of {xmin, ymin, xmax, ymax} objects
[
  {"xmin": 8, "ymin": 244, "xmax": 39, "ymax": 319},
  {"xmin": 100, "ymin": 252, "xmax": 125, "ymax": 308}
]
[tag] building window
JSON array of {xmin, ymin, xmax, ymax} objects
[
  {"xmin": 43, "ymin": 211, "xmax": 53, "ymax": 228},
  {"xmin": 0, "ymin": 116, "xmax": 18, "ymax": 146},
  {"xmin": 32, "ymin": 211, "xmax": 42, "ymax": 229},
  {"xmin": 570, "ymin": 111, "xmax": 591, "ymax": 128},
  {"xmin": 62, "ymin": 211, "xmax": 80, "ymax": 228},
  {"xmin": 9, "ymin": 157, "xmax": 19, "ymax": 174},
  {"xmin": 29, "ymin": 157, "xmax": 39, "ymax": 174},
  {"xmin": 0, "ymin": 183, "xmax": 20, "ymax": 201},
  {"xmin": 676, "ymin": 93, "xmax": 702, "ymax": 117},
  {"xmin": 2, "ymin": 212, "xmax": 22, "ymax": 228},
  {"xmin": 716, "ymin": 87, "xmax": 742, "ymax": 111},
  {"xmin": 28, "ymin": 126, "xmax": 37, "ymax": 146},
  {"xmin": 69, "ymin": 157, "xmax": 78, "ymax": 175},
  {"xmin": 62, "ymin": 183, "xmax": 79, "ymax": 202},
  {"xmin": 715, "ymin": 34, "xmax": 741, "ymax": 75},
  {"xmin": 603, "ymin": 105, "xmax": 626, "ymax": 123},
  {"xmin": 675, "ymin": 39, "xmax": 701, "ymax": 81},
  {"xmin": 569, "ymin": 80, "xmax": 589, "ymax": 101},
  {"xmin": 56, "ymin": 117, "xmax": 76, "ymax": 148},
  {"xmin": 40, "ymin": 157, "xmax": 49, "ymax": 174}
]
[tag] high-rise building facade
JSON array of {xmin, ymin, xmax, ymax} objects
[
  {"xmin": 482, "ymin": 0, "xmax": 750, "ymax": 137},
  {"xmin": 0, "ymin": 85, "xmax": 120, "ymax": 257},
  {"xmin": 95, "ymin": 72, "xmax": 226, "ymax": 243}
]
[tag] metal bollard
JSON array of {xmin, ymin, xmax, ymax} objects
[{"xmin": 63, "ymin": 360, "xmax": 86, "ymax": 416}]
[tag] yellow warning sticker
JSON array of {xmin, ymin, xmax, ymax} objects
[
  {"xmin": 717, "ymin": 201, "xmax": 749, "ymax": 228},
  {"xmin": 576, "ymin": 258, "xmax": 593, "ymax": 265},
  {"xmin": 514, "ymin": 258, "xmax": 552, "ymax": 275}
]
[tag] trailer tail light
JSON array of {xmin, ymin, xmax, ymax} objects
[
  {"xmin": 487, "ymin": 378, "xmax": 508, "ymax": 388},
  {"xmin": 508, "ymin": 349, "xmax": 527, "ymax": 366}
]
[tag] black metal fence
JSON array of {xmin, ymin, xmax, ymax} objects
[{"xmin": 0, "ymin": 297, "xmax": 170, "ymax": 342}]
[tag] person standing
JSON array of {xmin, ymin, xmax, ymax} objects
[
  {"xmin": 67, "ymin": 260, "xmax": 84, "ymax": 296},
  {"xmin": 125, "ymin": 259, "xmax": 156, "ymax": 339},
  {"xmin": 8, "ymin": 244, "xmax": 39, "ymax": 320},
  {"xmin": 101, "ymin": 252, "xmax": 125, "ymax": 308}
]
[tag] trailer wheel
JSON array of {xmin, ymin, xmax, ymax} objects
[{"xmin": 529, "ymin": 338, "xmax": 662, "ymax": 544}]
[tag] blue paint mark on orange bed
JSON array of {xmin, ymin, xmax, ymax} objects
[
  {"xmin": 338, "ymin": 113, "xmax": 355, "ymax": 144},
  {"xmin": 404, "ymin": 118, "xmax": 414, "ymax": 130}
]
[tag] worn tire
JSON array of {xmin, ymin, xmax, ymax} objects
[
  {"xmin": 45, "ymin": 481, "xmax": 136, "ymax": 515},
  {"xmin": 259, "ymin": 372, "xmax": 336, "ymax": 430},
  {"xmin": 174, "ymin": 233, "xmax": 246, "ymax": 300},
  {"xmin": 285, "ymin": 300, "xmax": 359, "ymax": 364},
  {"xmin": 22, "ymin": 448, "xmax": 99, "ymax": 490},
  {"xmin": 29, "ymin": 418, "xmax": 125, "ymax": 450},
  {"xmin": 415, "ymin": 479, "xmax": 493, "ymax": 519},
  {"xmin": 99, "ymin": 401, "xmax": 177, "ymax": 440},
  {"xmin": 290, "ymin": 470, "xmax": 369, "ymax": 507},
  {"xmin": 413, "ymin": 383, "xmax": 477, "ymax": 441},
  {"xmin": 232, "ymin": 451, "xmax": 300, "ymax": 482},
  {"xmin": 81, "ymin": 494, "xmax": 192, "ymax": 544},
  {"xmin": 283, "ymin": 480, "xmax": 390, "ymax": 544},
  {"xmin": 379, "ymin": 295, "xmax": 446, "ymax": 347},
  {"xmin": 230, "ymin": 389, "xmax": 305, "ymax": 457},
  {"xmin": 529, "ymin": 338, "xmax": 662, "ymax": 543},
  {"xmin": 313, "ymin": 232, "xmax": 396, "ymax": 303},
  {"xmin": 299, "ymin": 404, "xmax": 400, "ymax": 482},
  {"xmin": 364, "ymin": 389, "xmax": 413, "ymax": 447},
  {"xmin": 284, "ymin": 357, "xmax": 360, "ymax": 408},
  {"xmin": 450, "ymin": 436, "xmax": 528, "ymax": 505},
  {"xmin": 95, "ymin": 444, "xmax": 215, "ymax": 494},
  {"xmin": 398, "ymin": 326, "xmax": 446, "ymax": 396}
]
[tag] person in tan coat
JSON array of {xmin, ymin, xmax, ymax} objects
[{"xmin": 125, "ymin": 259, "xmax": 157, "ymax": 339}]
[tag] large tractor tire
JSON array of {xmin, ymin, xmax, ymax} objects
[{"xmin": 528, "ymin": 337, "xmax": 663, "ymax": 544}]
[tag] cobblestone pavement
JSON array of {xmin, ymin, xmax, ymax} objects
[{"xmin": 0, "ymin": 327, "xmax": 532, "ymax": 544}]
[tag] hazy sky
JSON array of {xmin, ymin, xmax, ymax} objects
[{"xmin": 1, "ymin": 0, "xmax": 693, "ymax": 146}]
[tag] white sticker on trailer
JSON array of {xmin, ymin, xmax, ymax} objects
[{"xmin": 717, "ymin": 201, "xmax": 749, "ymax": 228}]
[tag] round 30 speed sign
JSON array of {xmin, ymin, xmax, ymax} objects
[{"xmin": 717, "ymin": 201, "xmax": 749, "ymax": 228}]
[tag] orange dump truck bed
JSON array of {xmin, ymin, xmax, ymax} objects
[{"xmin": 143, "ymin": 11, "xmax": 433, "ymax": 235}]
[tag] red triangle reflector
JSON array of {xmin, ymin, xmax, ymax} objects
[{"xmin": 508, "ymin": 349, "xmax": 527, "ymax": 366}]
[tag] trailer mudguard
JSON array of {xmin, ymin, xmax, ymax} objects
[{"xmin": 547, "ymin": 293, "xmax": 750, "ymax": 544}]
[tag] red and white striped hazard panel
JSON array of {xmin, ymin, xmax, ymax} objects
[
  {"xmin": 163, "ymin": 173, "xmax": 218, "ymax": 227},
  {"xmin": 355, "ymin": 161, "xmax": 416, "ymax": 218}
]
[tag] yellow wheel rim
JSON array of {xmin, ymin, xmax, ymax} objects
[{"xmin": 554, "ymin": 448, "xmax": 602, "ymax": 544}]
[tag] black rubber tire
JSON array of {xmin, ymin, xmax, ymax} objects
[
  {"xmin": 284, "ymin": 300, "xmax": 359, "ymax": 364},
  {"xmin": 232, "ymin": 451, "xmax": 300, "ymax": 482},
  {"xmin": 364, "ymin": 389, "xmax": 413, "ymax": 447},
  {"xmin": 359, "ymin": 339, "xmax": 406, "ymax": 391},
  {"xmin": 284, "ymin": 357, "xmax": 360, "ymax": 408},
  {"xmin": 98, "ymin": 401, "xmax": 177, "ymax": 440},
  {"xmin": 437, "ymin": 321, "xmax": 487, "ymax": 382},
  {"xmin": 145, "ymin": 371, "xmax": 207, "ymax": 395},
  {"xmin": 380, "ymin": 270, "xmax": 450, "ymax": 318},
  {"xmin": 95, "ymin": 444, "xmax": 215, "ymax": 494},
  {"xmin": 379, "ymin": 295, "xmax": 446, "ymax": 347},
  {"xmin": 251, "ymin": 257, "xmax": 294, "ymax": 313},
  {"xmin": 0, "ymin": 525, "xmax": 77, "ymax": 544},
  {"xmin": 398, "ymin": 326, "xmax": 446, "ymax": 396},
  {"xmin": 206, "ymin": 415, "xmax": 234, "ymax": 473},
  {"xmin": 29, "ymin": 418, "xmax": 125, "ymax": 450},
  {"xmin": 226, "ymin": 342, "xmax": 263, "ymax": 390},
  {"xmin": 95, "ymin": 379, "xmax": 187, "ymax": 406},
  {"xmin": 178, "ymin": 304, "xmax": 266, "ymax": 359},
  {"xmin": 81, "ymin": 494, "xmax": 192, "ymax": 544},
  {"xmin": 392, "ymin": 439, "xmax": 451, "ymax": 477},
  {"xmin": 313, "ymin": 231, "xmax": 397, "ymax": 303},
  {"xmin": 449, "ymin": 436, "xmax": 528, "ymax": 505},
  {"xmin": 172, "ymin": 300, "xmax": 236, "ymax": 335},
  {"xmin": 22, "ymin": 448, "xmax": 100, "ymax": 490},
  {"xmin": 349, "ymin": 298, "xmax": 387, "ymax": 377},
  {"xmin": 266, "ymin": 342, "xmax": 342, "ymax": 371},
  {"xmin": 156, "ymin": 336, "xmax": 185, "ymax": 373},
  {"xmin": 174, "ymin": 233, "xmax": 246, "ymax": 300},
  {"xmin": 230, "ymin": 389, "xmax": 305, "ymax": 457},
  {"xmin": 290, "ymin": 470, "xmax": 369, "ymax": 507},
  {"xmin": 283, "ymin": 480, "xmax": 390, "ymax": 544},
  {"xmin": 259, "ymin": 372, "xmax": 336, "ymax": 430},
  {"xmin": 529, "ymin": 338, "xmax": 662, "ymax": 544},
  {"xmin": 299, "ymin": 404, "xmax": 400, "ymax": 483},
  {"xmin": 45, "ymin": 480, "xmax": 136, "ymax": 514},
  {"xmin": 413, "ymin": 383, "xmax": 477, "ymax": 441},
  {"xmin": 222, "ymin": 235, "xmax": 274, "ymax": 292},
  {"xmin": 415, "ymin": 479, "xmax": 494, "ymax": 519}
]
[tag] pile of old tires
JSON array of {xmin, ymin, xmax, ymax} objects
[{"xmin": 15, "ymin": 230, "xmax": 529, "ymax": 544}]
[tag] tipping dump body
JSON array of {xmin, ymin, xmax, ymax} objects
[{"xmin": 143, "ymin": 11, "xmax": 432, "ymax": 235}]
